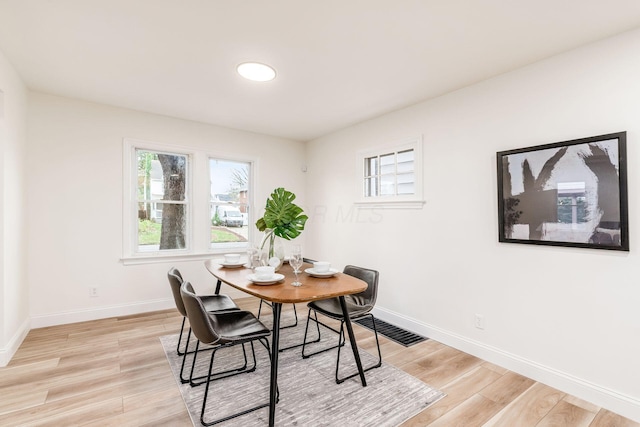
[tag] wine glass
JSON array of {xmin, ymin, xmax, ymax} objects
[
  {"xmin": 290, "ymin": 247, "xmax": 303, "ymax": 287},
  {"xmin": 246, "ymin": 245, "xmax": 260, "ymax": 269},
  {"xmin": 290, "ymin": 245, "xmax": 302, "ymax": 273}
]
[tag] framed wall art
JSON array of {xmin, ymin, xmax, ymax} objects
[{"xmin": 497, "ymin": 132, "xmax": 629, "ymax": 251}]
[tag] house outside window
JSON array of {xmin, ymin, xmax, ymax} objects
[
  {"xmin": 357, "ymin": 136, "xmax": 424, "ymax": 209},
  {"xmin": 209, "ymin": 158, "xmax": 251, "ymax": 251}
]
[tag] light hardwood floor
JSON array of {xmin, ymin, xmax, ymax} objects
[{"xmin": 1, "ymin": 297, "xmax": 638, "ymax": 427}]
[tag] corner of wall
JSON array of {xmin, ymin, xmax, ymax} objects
[{"xmin": 0, "ymin": 316, "xmax": 30, "ymax": 367}]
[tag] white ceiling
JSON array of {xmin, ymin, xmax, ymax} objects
[{"xmin": 2, "ymin": 1, "xmax": 640, "ymax": 141}]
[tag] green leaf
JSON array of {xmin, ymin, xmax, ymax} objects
[{"xmin": 255, "ymin": 187, "xmax": 307, "ymax": 241}]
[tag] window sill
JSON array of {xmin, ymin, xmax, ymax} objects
[
  {"xmin": 354, "ymin": 199, "xmax": 426, "ymax": 209},
  {"xmin": 121, "ymin": 252, "xmax": 219, "ymax": 266}
]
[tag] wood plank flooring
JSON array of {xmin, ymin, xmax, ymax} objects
[{"xmin": 1, "ymin": 297, "xmax": 638, "ymax": 426}]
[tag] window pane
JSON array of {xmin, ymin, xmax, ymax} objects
[
  {"xmin": 397, "ymin": 149, "xmax": 414, "ymax": 174},
  {"xmin": 380, "ymin": 153, "xmax": 395, "ymax": 175},
  {"xmin": 397, "ymin": 149, "xmax": 414, "ymax": 163},
  {"xmin": 364, "ymin": 177, "xmax": 378, "ymax": 197},
  {"xmin": 380, "ymin": 175, "xmax": 395, "ymax": 195},
  {"xmin": 138, "ymin": 203, "xmax": 186, "ymax": 251},
  {"xmin": 137, "ymin": 150, "xmax": 187, "ymax": 202},
  {"xmin": 210, "ymin": 158, "xmax": 250, "ymax": 248},
  {"xmin": 135, "ymin": 149, "xmax": 189, "ymax": 252},
  {"xmin": 365, "ymin": 156, "xmax": 378, "ymax": 176},
  {"xmin": 397, "ymin": 172, "xmax": 415, "ymax": 195}
]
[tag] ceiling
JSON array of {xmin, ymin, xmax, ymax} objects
[{"xmin": 2, "ymin": 1, "xmax": 640, "ymax": 142}]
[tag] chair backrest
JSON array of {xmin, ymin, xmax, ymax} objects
[
  {"xmin": 168, "ymin": 267, "xmax": 187, "ymax": 317},
  {"xmin": 343, "ymin": 265, "xmax": 379, "ymax": 307},
  {"xmin": 180, "ymin": 282, "xmax": 221, "ymax": 345}
]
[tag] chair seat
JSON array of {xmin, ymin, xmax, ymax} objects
[
  {"xmin": 308, "ymin": 296, "xmax": 374, "ymax": 320},
  {"xmin": 209, "ymin": 311, "xmax": 271, "ymax": 345},
  {"xmin": 201, "ymin": 294, "xmax": 239, "ymax": 313}
]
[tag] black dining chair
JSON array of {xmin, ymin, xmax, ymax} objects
[
  {"xmin": 168, "ymin": 267, "xmax": 240, "ymax": 383},
  {"xmin": 301, "ymin": 265, "xmax": 382, "ymax": 383},
  {"xmin": 180, "ymin": 282, "xmax": 273, "ymax": 426}
]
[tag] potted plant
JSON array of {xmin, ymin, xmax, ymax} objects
[{"xmin": 255, "ymin": 187, "xmax": 308, "ymax": 267}]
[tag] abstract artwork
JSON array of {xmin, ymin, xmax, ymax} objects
[{"xmin": 497, "ymin": 132, "xmax": 629, "ymax": 251}]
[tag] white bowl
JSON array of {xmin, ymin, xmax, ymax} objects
[
  {"xmin": 255, "ymin": 266, "xmax": 275, "ymax": 280},
  {"xmin": 313, "ymin": 261, "xmax": 331, "ymax": 273},
  {"xmin": 224, "ymin": 253, "xmax": 241, "ymax": 264}
]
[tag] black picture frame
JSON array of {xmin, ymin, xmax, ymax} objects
[{"xmin": 497, "ymin": 132, "xmax": 629, "ymax": 251}]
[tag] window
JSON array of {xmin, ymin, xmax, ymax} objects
[
  {"xmin": 557, "ymin": 182, "xmax": 587, "ymax": 224},
  {"xmin": 136, "ymin": 149, "xmax": 189, "ymax": 252},
  {"xmin": 209, "ymin": 158, "xmax": 251, "ymax": 250},
  {"xmin": 123, "ymin": 139, "xmax": 254, "ymax": 263},
  {"xmin": 364, "ymin": 149, "xmax": 415, "ymax": 197},
  {"xmin": 357, "ymin": 137, "xmax": 424, "ymax": 208}
]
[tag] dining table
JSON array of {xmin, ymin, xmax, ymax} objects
[{"xmin": 204, "ymin": 259, "xmax": 369, "ymax": 427}]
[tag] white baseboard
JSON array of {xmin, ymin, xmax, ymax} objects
[
  {"xmin": 0, "ymin": 317, "xmax": 31, "ymax": 367},
  {"xmin": 373, "ymin": 306, "xmax": 640, "ymax": 424},
  {"xmin": 30, "ymin": 298, "xmax": 175, "ymax": 329}
]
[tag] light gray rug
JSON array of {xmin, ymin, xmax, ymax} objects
[{"xmin": 160, "ymin": 312, "xmax": 445, "ymax": 426}]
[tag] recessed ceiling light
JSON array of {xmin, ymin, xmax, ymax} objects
[{"xmin": 237, "ymin": 62, "xmax": 276, "ymax": 82}]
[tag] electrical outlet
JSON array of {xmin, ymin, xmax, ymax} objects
[
  {"xmin": 89, "ymin": 287, "xmax": 99, "ymax": 297},
  {"xmin": 474, "ymin": 314, "xmax": 485, "ymax": 330}
]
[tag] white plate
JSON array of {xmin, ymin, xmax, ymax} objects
[
  {"xmin": 304, "ymin": 268, "xmax": 340, "ymax": 278},
  {"xmin": 247, "ymin": 273, "xmax": 285, "ymax": 285},
  {"xmin": 220, "ymin": 261, "xmax": 246, "ymax": 268}
]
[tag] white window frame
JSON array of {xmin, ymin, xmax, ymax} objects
[
  {"xmin": 355, "ymin": 136, "xmax": 425, "ymax": 209},
  {"xmin": 207, "ymin": 154, "xmax": 257, "ymax": 253},
  {"xmin": 122, "ymin": 139, "xmax": 257, "ymax": 265},
  {"xmin": 122, "ymin": 139, "xmax": 194, "ymax": 263}
]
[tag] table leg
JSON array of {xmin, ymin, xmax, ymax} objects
[
  {"xmin": 338, "ymin": 296, "xmax": 367, "ymax": 387},
  {"xmin": 268, "ymin": 302, "xmax": 282, "ymax": 427}
]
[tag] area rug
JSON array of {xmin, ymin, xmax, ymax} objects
[{"xmin": 160, "ymin": 313, "xmax": 445, "ymax": 426}]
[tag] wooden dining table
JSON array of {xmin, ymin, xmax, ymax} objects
[{"xmin": 204, "ymin": 259, "xmax": 369, "ymax": 427}]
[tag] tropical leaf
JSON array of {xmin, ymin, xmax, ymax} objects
[{"xmin": 255, "ymin": 187, "xmax": 308, "ymax": 240}]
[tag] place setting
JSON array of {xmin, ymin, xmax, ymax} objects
[
  {"xmin": 219, "ymin": 253, "xmax": 247, "ymax": 268},
  {"xmin": 247, "ymin": 265, "xmax": 285, "ymax": 285},
  {"xmin": 305, "ymin": 260, "xmax": 340, "ymax": 278}
]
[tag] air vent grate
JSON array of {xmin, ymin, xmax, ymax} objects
[{"xmin": 355, "ymin": 317, "xmax": 427, "ymax": 347}]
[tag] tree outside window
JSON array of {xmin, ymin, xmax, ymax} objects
[{"xmin": 136, "ymin": 149, "xmax": 188, "ymax": 252}]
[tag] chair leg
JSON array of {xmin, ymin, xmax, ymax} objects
[
  {"xmin": 301, "ymin": 309, "xmax": 344, "ymax": 359},
  {"xmin": 176, "ymin": 317, "xmax": 187, "ymax": 356},
  {"xmin": 188, "ymin": 341, "xmax": 258, "ymax": 387},
  {"xmin": 335, "ymin": 314, "xmax": 382, "ymax": 384},
  {"xmin": 177, "ymin": 318, "xmax": 201, "ymax": 358},
  {"xmin": 200, "ymin": 341, "xmax": 272, "ymax": 426},
  {"xmin": 179, "ymin": 328, "xmax": 193, "ymax": 383},
  {"xmin": 258, "ymin": 300, "xmax": 298, "ymax": 329}
]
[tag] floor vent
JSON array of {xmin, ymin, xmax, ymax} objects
[{"xmin": 355, "ymin": 317, "xmax": 427, "ymax": 347}]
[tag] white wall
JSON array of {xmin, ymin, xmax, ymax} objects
[
  {"xmin": 306, "ymin": 29, "xmax": 640, "ymax": 421},
  {"xmin": 0, "ymin": 49, "xmax": 29, "ymax": 367},
  {"xmin": 26, "ymin": 92, "xmax": 306, "ymax": 326}
]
